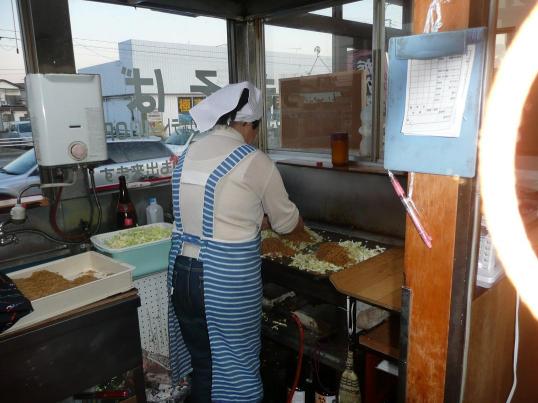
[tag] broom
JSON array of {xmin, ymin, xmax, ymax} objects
[
  {"xmin": 338, "ymin": 297, "xmax": 361, "ymax": 402},
  {"xmin": 338, "ymin": 350, "xmax": 361, "ymax": 403}
]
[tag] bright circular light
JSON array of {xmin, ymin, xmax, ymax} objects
[{"xmin": 480, "ymin": 4, "xmax": 538, "ymax": 317}]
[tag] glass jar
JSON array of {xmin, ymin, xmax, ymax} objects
[{"xmin": 331, "ymin": 132, "xmax": 349, "ymax": 167}]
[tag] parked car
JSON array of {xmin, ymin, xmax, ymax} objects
[
  {"xmin": 8, "ymin": 121, "xmax": 32, "ymax": 139},
  {"xmin": 164, "ymin": 129, "xmax": 197, "ymax": 155},
  {"xmin": 0, "ymin": 149, "xmax": 40, "ymax": 199},
  {"xmin": 0, "ymin": 136, "xmax": 174, "ymax": 199}
]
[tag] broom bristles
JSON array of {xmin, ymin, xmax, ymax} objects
[{"xmin": 338, "ymin": 351, "xmax": 361, "ymax": 402}]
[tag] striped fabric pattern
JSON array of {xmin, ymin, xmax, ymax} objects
[
  {"xmin": 167, "ymin": 150, "xmax": 192, "ymax": 383},
  {"xmin": 168, "ymin": 144, "xmax": 264, "ymax": 402}
]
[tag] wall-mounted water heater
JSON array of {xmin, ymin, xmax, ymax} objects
[{"xmin": 25, "ymin": 74, "xmax": 108, "ymax": 167}]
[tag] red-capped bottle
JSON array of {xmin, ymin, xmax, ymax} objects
[{"xmin": 116, "ymin": 175, "xmax": 137, "ymax": 229}]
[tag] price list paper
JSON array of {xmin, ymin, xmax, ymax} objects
[{"xmin": 402, "ymin": 44, "xmax": 476, "ymax": 138}]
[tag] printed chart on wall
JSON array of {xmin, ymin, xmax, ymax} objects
[
  {"xmin": 402, "ymin": 44, "xmax": 476, "ymax": 138},
  {"xmin": 384, "ymin": 27, "xmax": 487, "ymax": 177}
]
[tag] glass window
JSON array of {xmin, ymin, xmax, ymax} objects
[
  {"xmin": 69, "ymin": 1, "xmax": 227, "ymax": 137},
  {"xmin": 2, "ymin": 149, "xmax": 36, "ymax": 175},
  {"xmin": 166, "ymin": 132, "xmax": 192, "ymax": 146},
  {"xmin": 310, "ymin": 8, "xmax": 333, "ymax": 17},
  {"xmin": 343, "ymin": 0, "xmax": 374, "ymax": 24},
  {"xmin": 344, "ymin": 1, "xmax": 404, "ymax": 29},
  {"xmin": 0, "ymin": 1, "xmax": 29, "ymax": 172},
  {"xmin": 121, "ymin": 141, "xmax": 172, "ymax": 161},
  {"xmin": 69, "ymin": 0, "xmax": 228, "ymax": 183},
  {"xmin": 265, "ymin": 3, "xmax": 377, "ymax": 159},
  {"xmin": 106, "ymin": 142, "xmax": 129, "ymax": 164},
  {"xmin": 265, "ymin": 1, "xmax": 412, "ymax": 162}
]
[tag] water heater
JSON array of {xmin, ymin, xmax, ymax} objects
[{"xmin": 26, "ymin": 74, "xmax": 108, "ymax": 167}]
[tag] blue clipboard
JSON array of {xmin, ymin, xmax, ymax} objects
[{"xmin": 384, "ymin": 28, "xmax": 487, "ymax": 178}]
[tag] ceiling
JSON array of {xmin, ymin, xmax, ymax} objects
[{"xmin": 91, "ymin": 0, "xmax": 363, "ymax": 20}]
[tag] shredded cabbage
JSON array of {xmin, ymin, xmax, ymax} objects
[
  {"xmin": 290, "ymin": 241, "xmax": 385, "ymax": 275},
  {"xmin": 104, "ymin": 226, "xmax": 172, "ymax": 249},
  {"xmin": 261, "ymin": 227, "xmax": 323, "ymax": 251}
]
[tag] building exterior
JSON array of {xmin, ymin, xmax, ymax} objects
[
  {"xmin": 79, "ymin": 39, "xmax": 332, "ymax": 137},
  {"xmin": 0, "ymin": 80, "xmax": 28, "ymax": 132}
]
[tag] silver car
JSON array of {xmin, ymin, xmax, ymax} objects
[{"xmin": 0, "ymin": 137, "xmax": 174, "ymax": 199}]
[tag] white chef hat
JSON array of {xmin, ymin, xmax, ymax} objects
[{"xmin": 189, "ymin": 81, "xmax": 262, "ymax": 133}]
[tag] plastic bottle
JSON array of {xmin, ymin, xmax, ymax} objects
[
  {"xmin": 116, "ymin": 175, "xmax": 137, "ymax": 229},
  {"xmin": 146, "ymin": 197, "xmax": 164, "ymax": 224}
]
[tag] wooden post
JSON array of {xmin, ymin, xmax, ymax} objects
[{"xmin": 404, "ymin": 1, "xmax": 489, "ymax": 402}]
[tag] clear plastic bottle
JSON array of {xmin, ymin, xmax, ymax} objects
[{"xmin": 146, "ymin": 197, "xmax": 164, "ymax": 224}]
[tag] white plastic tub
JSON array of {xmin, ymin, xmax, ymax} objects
[
  {"xmin": 91, "ymin": 223, "xmax": 172, "ymax": 278},
  {"xmin": 5, "ymin": 251, "xmax": 134, "ymax": 334}
]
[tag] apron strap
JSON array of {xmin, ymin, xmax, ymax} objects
[
  {"xmin": 171, "ymin": 150, "xmax": 189, "ymax": 233},
  {"xmin": 202, "ymin": 144, "xmax": 256, "ymax": 238}
]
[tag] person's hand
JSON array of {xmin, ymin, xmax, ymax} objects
[{"xmin": 261, "ymin": 215, "xmax": 271, "ymax": 230}]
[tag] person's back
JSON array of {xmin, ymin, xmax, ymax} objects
[
  {"xmin": 168, "ymin": 81, "xmax": 301, "ymax": 403},
  {"xmin": 179, "ymin": 124, "xmax": 299, "ymax": 259}
]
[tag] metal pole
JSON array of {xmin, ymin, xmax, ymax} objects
[{"xmin": 371, "ymin": 0, "xmax": 386, "ymax": 162}]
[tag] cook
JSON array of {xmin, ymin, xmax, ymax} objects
[{"xmin": 167, "ymin": 81, "xmax": 303, "ymax": 402}]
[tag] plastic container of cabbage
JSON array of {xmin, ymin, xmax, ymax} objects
[{"xmin": 91, "ymin": 223, "xmax": 173, "ymax": 279}]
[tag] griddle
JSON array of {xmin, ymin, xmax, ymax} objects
[{"xmin": 261, "ymin": 226, "xmax": 393, "ymax": 307}]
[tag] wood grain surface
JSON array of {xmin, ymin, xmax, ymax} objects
[
  {"xmin": 330, "ymin": 247, "xmax": 404, "ymax": 311},
  {"xmin": 359, "ymin": 315, "xmax": 401, "ymax": 360},
  {"xmin": 404, "ymin": 174, "xmax": 460, "ymax": 402},
  {"xmin": 463, "ymin": 277, "xmax": 516, "ymax": 403}
]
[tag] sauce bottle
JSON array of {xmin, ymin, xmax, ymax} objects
[{"xmin": 116, "ymin": 175, "xmax": 137, "ymax": 229}]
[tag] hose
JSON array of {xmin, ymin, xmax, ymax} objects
[
  {"xmin": 48, "ymin": 167, "xmax": 102, "ymax": 241},
  {"xmin": 49, "ymin": 186, "xmax": 89, "ymax": 241}
]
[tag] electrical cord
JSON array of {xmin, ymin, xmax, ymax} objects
[
  {"xmin": 506, "ymin": 294, "xmax": 520, "ymax": 403},
  {"xmin": 287, "ymin": 313, "xmax": 305, "ymax": 403},
  {"xmin": 88, "ymin": 167, "xmax": 102, "ymax": 235},
  {"xmin": 313, "ymin": 341, "xmax": 331, "ymax": 395}
]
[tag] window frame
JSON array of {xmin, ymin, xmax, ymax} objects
[{"xmin": 261, "ymin": 0, "xmax": 411, "ymax": 164}]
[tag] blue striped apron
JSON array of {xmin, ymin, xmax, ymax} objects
[{"xmin": 167, "ymin": 144, "xmax": 263, "ymax": 402}]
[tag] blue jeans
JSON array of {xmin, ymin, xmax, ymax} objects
[{"xmin": 172, "ymin": 255, "xmax": 212, "ymax": 403}]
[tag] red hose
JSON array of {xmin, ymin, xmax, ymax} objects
[
  {"xmin": 49, "ymin": 187, "xmax": 88, "ymax": 241},
  {"xmin": 287, "ymin": 313, "xmax": 305, "ymax": 403}
]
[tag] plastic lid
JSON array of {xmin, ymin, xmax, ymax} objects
[
  {"xmin": 148, "ymin": 197, "xmax": 157, "ymax": 204},
  {"xmin": 331, "ymin": 132, "xmax": 348, "ymax": 140}
]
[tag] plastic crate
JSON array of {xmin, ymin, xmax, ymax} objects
[{"xmin": 91, "ymin": 223, "xmax": 173, "ymax": 279}]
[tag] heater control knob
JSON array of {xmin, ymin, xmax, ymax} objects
[{"xmin": 69, "ymin": 142, "xmax": 88, "ymax": 161}]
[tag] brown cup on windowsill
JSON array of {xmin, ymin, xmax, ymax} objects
[{"xmin": 330, "ymin": 132, "xmax": 349, "ymax": 167}]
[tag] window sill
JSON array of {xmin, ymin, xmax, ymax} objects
[{"xmin": 275, "ymin": 159, "xmax": 391, "ymax": 175}]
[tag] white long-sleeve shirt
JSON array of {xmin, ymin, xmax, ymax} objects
[{"xmin": 177, "ymin": 125, "xmax": 299, "ymax": 258}]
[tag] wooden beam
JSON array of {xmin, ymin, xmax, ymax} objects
[
  {"xmin": 403, "ymin": 1, "xmax": 490, "ymax": 402},
  {"xmin": 404, "ymin": 173, "xmax": 461, "ymax": 402}
]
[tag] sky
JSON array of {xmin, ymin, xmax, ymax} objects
[{"xmin": 0, "ymin": 0, "xmax": 402, "ymax": 83}]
